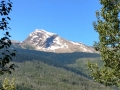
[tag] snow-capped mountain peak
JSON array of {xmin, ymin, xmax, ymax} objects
[
  {"xmin": 21, "ymin": 29, "xmax": 98, "ymax": 53},
  {"xmin": 29, "ymin": 29, "xmax": 56, "ymax": 37}
]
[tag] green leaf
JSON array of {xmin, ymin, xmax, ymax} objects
[
  {"xmin": 7, "ymin": 17, "xmax": 10, "ymax": 20},
  {"xmin": 6, "ymin": 32, "xmax": 9, "ymax": 35}
]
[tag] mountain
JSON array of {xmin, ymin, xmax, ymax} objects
[{"xmin": 19, "ymin": 29, "xmax": 98, "ymax": 53}]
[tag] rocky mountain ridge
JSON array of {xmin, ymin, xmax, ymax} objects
[{"xmin": 12, "ymin": 29, "xmax": 98, "ymax": 53}]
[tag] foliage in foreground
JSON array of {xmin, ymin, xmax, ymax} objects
[
  {"xmin": 88, "ymin": 0, "xmax": 120, "ymax": 87},
  {"xmin": 0, "ymin": 0, "xmax": 16, "ymax": 75},
  {"xmin": 1, "ymin": 77, "xmax": 16, "ymax": 90}
]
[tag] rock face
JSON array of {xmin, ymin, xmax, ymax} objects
[{"xmin": 20, "ymin": 29, "xmax": 98, "ymax": 53}]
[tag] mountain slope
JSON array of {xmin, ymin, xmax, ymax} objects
[
  {"xmin": 0, "ymin": 61, "xmax": 114, "ymax": 90},
  {"xmin": 0, "ymin": 46, "xmax": 117, "ymax": 90},
  {"xmin": 20, "ymin": 29, "xmax": 98, "ymax": 53}
]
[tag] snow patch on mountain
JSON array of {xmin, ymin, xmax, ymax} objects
[
  {"xmin": 54, "ymin": 37, "xmax": 61, "ymax": 45},
  {"xmin": 34, "ymin": 29, "xmax": 56, "ymax": 36},
  {"xmin": 70, "ymin": 41, "xmax": 82, "ymax": 45}
]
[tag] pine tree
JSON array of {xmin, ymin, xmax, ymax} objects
[{"xmin": 88, "ymin": 0, "xmax": 120, "ymax": 86}]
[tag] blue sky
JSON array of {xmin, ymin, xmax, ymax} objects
[{"xmin": 1, "ymin": 0, "xmax": 102, "ymax": 46}]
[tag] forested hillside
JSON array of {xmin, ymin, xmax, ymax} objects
[
  {"xmin": 11, "ymin": 47, "xmax": 100, "ymax": 78},
  {"xmin": 0, "ymin": 61, "xmax": 116, "ymax": 90},
  {"xmin": 0, "ymin": 47, "xmax": 118, "ymax": 90}
]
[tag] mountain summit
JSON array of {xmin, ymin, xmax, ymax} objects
[{"xmin": 20, "ymin": 29, "xmax": 98, "ymax": 53}]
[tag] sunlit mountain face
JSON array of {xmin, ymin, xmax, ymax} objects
[{"xmin": 12, "ymin": 29, "xmax": 98, "ymax": 53}]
